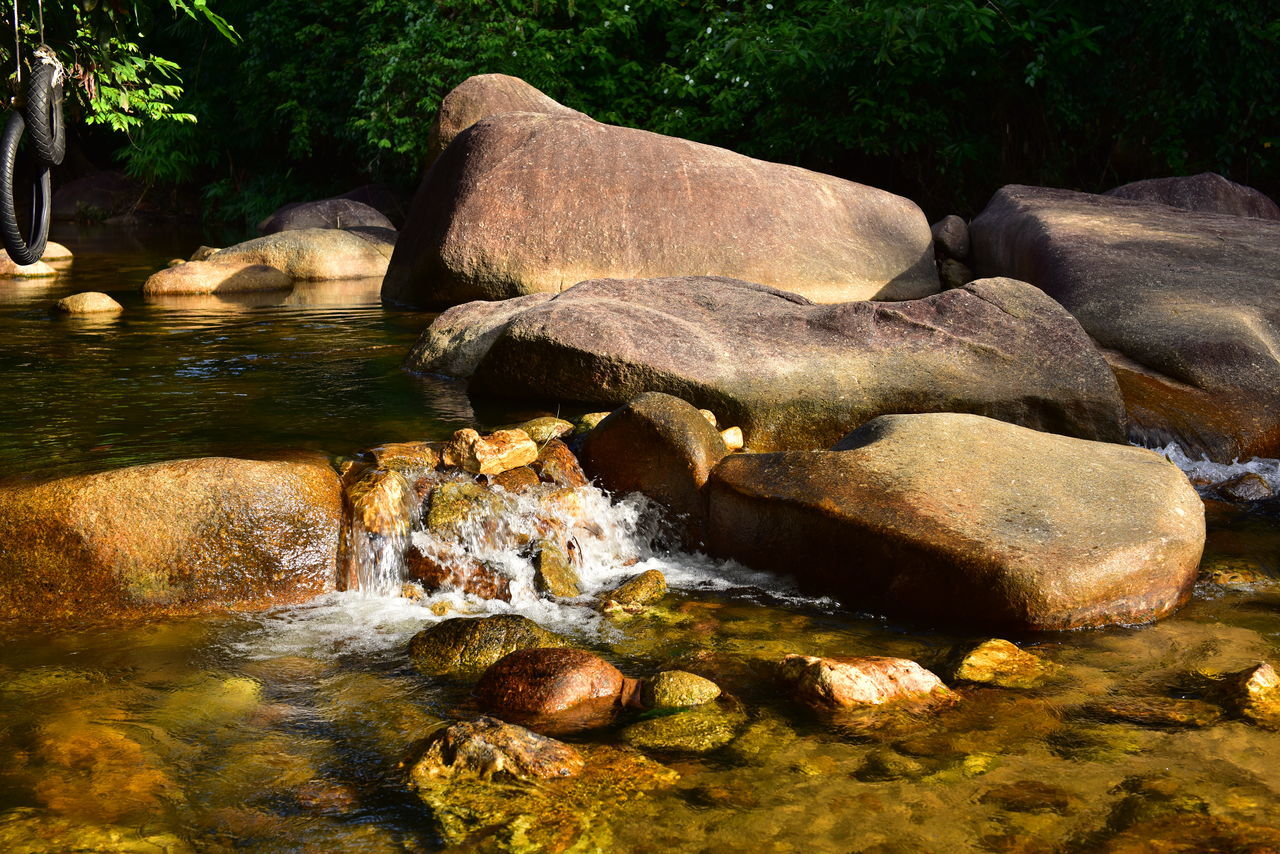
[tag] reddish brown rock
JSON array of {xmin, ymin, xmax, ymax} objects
[
  {"xmin": 384, "ymin": 111, "xmax": 938, "ymax": 308},
  {"xmin": 425, "ymin": 73, "xmax": 590, "ymax": 166},
  {"xmin": 707, "ymin": 413, "xmax": 1205, "ymax": 631},
  {"xmin": 365, "ymin": 441, "xmax": 442, "ymax": 472},
  {"xmin": 971, "ymin": 184, "xmax": 1280, "ymax": 461},
  {"xmin": 779, "ymin": 654, "xmax": 953, "ymax": 709},
  {"xmin": 0, "ymin": 454, "xmax": 342, "ymax": 624},
  {"xmin": 1104, "ymin": 172, "xmax": 1280, "ymax": 220},
  {"xmin": 581, "ymin": 393, "xmax": 727, "ymax": 543},
  {"xmin": 531, "ymin": 439, "xmax": 589, "ymax": 488},
  {"xmin": 408, "ymin": 275, "xmax": 1127, "ymax": 451},
  {"xmin": 475, "ymin": 648, "xmax": 635, "ymax": 731},
  {"xmin": 488, "ymin": 465, "xmax": 540, "ymax": 492},
  {"xmin": 405, "ymin": 546, "xmax": 511, "ymax": 602}
]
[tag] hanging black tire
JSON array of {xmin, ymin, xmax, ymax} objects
[
  {"xmin": 0, "ymin": 111, "xmax": 52, "ymax": 265},
  {"xmin": 23, "ymin": 60, "xmax": 65, "ymax": 168}
]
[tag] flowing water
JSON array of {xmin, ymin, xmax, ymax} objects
[{"xmin": 2, "ymin": 229, "xmax": 1280, "ymax": 852}]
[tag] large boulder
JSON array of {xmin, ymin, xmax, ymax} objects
[
  {"xmin": 407, "ymin": 275, "xmax": 1127, "ymax": 452},
  {"xmin": 705, "ymin": 413, "xmax": 1205, "ymax": 631},
  {"xmin": 256, "ymin": 198, "xmax": 394, "ymax": 235},
  {"xmin": 0, "ymin": 454, "xmax": 343, "ymax": 624},
  {"xmin": 383, "ymin": 112, "xmax": 938, "ymax": 308},
  {"xmin": 1104, "ymin": 172, "xmax": 1280, "ymax": 220},
  {"xmin": 971, "ymin": 184, "xmax": 1280, "ymax": 461},
  {"xmin": 208, "ymin": 228, "xmax": 392, "ymax": 280},
  {"xmin": 425, "ymin": 73, "xmax": 590, "ymax": 166},
  {"xmin": 52, "ymin": 292, "xmax": 122, "ymax": 314}
]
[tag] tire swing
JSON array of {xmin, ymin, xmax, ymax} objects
[{"xmin": 3, "ymin": 2, "xmax": 64, "ymax": 265}]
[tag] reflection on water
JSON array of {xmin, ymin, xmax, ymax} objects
[
  {"xmin": 0, "ymin": 225, "xmax": 473, "ymax": 477},
  {"xmin": 2, "ymin": 226, "xmax": 1280, "ymax": 852}
]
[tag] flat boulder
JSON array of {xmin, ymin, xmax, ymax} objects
[
  {"xmin": 257, "ymin": 198, "xmax": 394, "ymax": 235},
  {"xmin": 971, "ymin": 184, "xmax": 1280, "ymax": 461},
  {"xmin": 425, "ymin": 73, "xmax": 590, "ymax": 166},
  {"xmin": 779, "ymin": 655, "xmax": 953, "ymax": 709},
  {"xmin": 408, "ymin": 275, "xmax": 1126, "ymax": 451},
  {"xmin": 1104, "ymin": 172, "xmax": 1280, "ymax": 220},
  {"xmin": 141, "ymin": 261, "xmax": 292, "ymax": 296},
  {"xmin": 383, "ymin": 112, "xmax": 938, "ymax": 308},
  {"xmin": 209, "ymin": 228, "xmax": 391, "ymax": 281},
  {"xmin": 706, "ymin": 413, "xmax": 1205, "ymax": 631},
  {"xmin": 0, "ymin": 454, "xmax": 343, "ymax": 624}
]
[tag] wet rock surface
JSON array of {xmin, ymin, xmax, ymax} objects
[
  {"xmin": 474, "ymin": 648, "xmax": 633, "ymax": 730},
  {"xmin": 954, "ymin": 639, "xmax": 1057, "ymax": 689},
  {"xmin": 408, "ymin": 716, "xmax": 584, "ymax": 782},
  {"xmin": 642, "ymin": 670, "xmax": 722, "ymax": 709},
  {"xmin": 779, "ymin": 654, "xmax": 953, "ymax": 709},
  {"xmin": 51, "ymin": 292, "xmax": 122, "ymax": 314},
  {"xmin": 407, "ymin": 615, "xmax": 568, "ymax": 679},
  {"xmin": 0, "ymin": 453, "xmax": 343, "ymax": 623},
  {"xmin": 384, "ymin": 110, "xmax": 938, "ymax": 308},
  {"xmin": 619, "ymin": 698, "xmax": 747, "ymax": 753},
  {"xmin": 971, "ymin": 183, "xmax": 1280, "ymax": 461},
  {"xmin": 708, "ymin": 413, "xmax": 1205, "ymax": 630},
  {"xmin": 411, "ymin": 275, "xmax": 1127, "ymax": 452}
]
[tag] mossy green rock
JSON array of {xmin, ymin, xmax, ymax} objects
[
  {"xmin": 573, "ymin": 412, "xmax": 610, "ymax": 435},
  {"xmin": 642, "ymin": 670, "xmax": 721, "ymax": 708},
  {"xmin": 619, "ymin": 700, "xmax": 746, "ymax": 753},
  {"xmin": 855, "ymin": 748, "xmax": 927, "ymax": 781},
  {"xmin": 426, "ymin": 481, "xmax": 500, "ymax": 531},
  {"xmin": 954, "ymin": 638, "xmax": 1057, "ymax": 689},
  {"xmin": 603, "ymin": 569, "xmax": 668, "ymax": 607},
  {"xmin": 411, "ymin": 743, "xmax": 677, "ymax": 851},
  {"xmin": 408, "ymin": 615, "xmax": 568, "ymax": 679},
  {"xmin": 532, "ymin": 539, "xmax": 580, "ymax": 597}
]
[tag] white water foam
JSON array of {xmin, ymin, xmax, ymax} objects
[
  {"xmin": 232, "ymin": 483, "xmax": 833, "ymax": 661},
  {"xmin": 1150, "ymin": 441, "xmax": 1280, "ymax": 491}
]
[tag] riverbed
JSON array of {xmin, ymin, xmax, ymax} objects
[{"xmin": 1, "ymin": 229, "xmax": 1278, "ymax": 853}]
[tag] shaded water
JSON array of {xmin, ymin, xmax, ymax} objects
[{"xmin": 2, "ymin": 231, "xmax": 1280, "ymax": 852}]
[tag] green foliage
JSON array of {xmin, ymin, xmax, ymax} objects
[
  {"xmin": 80, "ymin": 0, "xmax": 1280, "ymax": 221},
  {"xmin": 2, "ymin": 1, "xmax": 237, "ymax": 138}
]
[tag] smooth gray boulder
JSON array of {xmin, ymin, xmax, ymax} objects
[
  {"xmin": 257, "ymin": 198, "xmax": 394, "ymax": 235},
  {"xmin": 971, "ymin": 184, "xmax": 1280, "ymax": 461},
  {"xmin": 383, "ymin": 111, "xmax": 938, "ymax": 308},
  {"xmin": 405, "ymin": 275, "xmax": 1127, "ymax": 452},
  {"xmin": 706, "ymin": 413, "xmax": 1205, "ymax": 631}
]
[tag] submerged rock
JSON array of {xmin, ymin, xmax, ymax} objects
[
  {"xmin": 641, "ymin": 670, "xmax": 722, "ymax": 709},
  {"xmin": 384, "ymin": 108, "xmax": 938, "ymax": 308},
  {"xmin": 411, "ymin": 275, "xmax": 1127, "ymax": 451},
  {"xmin": 707, "ymin": 413, "xmax": 1205, "ymax": 631},
  {"xmin": 619, "ymin": 699, "xmax": 746, "ymax": 753},
  {"xmin": 51, "ymin": 291, "xmax": 122, "ymax": 314},
  {"xmin": 1214, "ymin": 472, "xmax": 1274, "ymax": 503},
  {"xmin": 0, "ymin": 808, "xmax": 192, "ymax": 853},
  {"xmin": 779, "ymin": 654, "xmax": 953, "ymax": 709},
  {"xmin": 0, "ymin": 453, "xmax": 342, "ymax": 623},
  {"xmin": 409, "ymin": 742, "xmax": 676, "ymax": 850},
  {"xmin": 407, "ymin": 615, "xmax": 567, "ymax": 679},
  {"xmin": 408, "ymin": 716, "xmax": 584, "ymax": 783},
  {"xmin": 953, "ymin": 639, "xmax": 1056, "ymax": 689},
  {"xmin": 971, "ymin": 184, "xmax": 1280, "ymax": 461},
  {"xmin": 855, "ymin": 748, "xmax": 928, "ymax": 782},
  {"xmin": 1079, "ymin": 697, "xmax": 1222, "ymax": 728},
  {"xmin": 580, "ymin": 392, "xmax": 728, "ymax": 543},
  {"xmin": 1098, "ymin": 814, "xmax": 1280, "ymax": 854},
  {"xmin": 475, "ymin": 648, "xmax": 637, "ymax": 732}
]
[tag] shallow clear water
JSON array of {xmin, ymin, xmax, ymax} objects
[
  {"xmin": 0, "ymin": 225, "xmax": 480, "ymax": 479},
  {"xmin": 2, "ymin": 230, "xmax": 1280, "ymax": 852}
]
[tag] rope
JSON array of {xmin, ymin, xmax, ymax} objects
[
  {"xmin": 11, "ymin": 0, "xmax": 20, "ymax": 88},
  {"xmin": 36, "ymin": 0, "xmax": 42, "ymax": 45}
]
